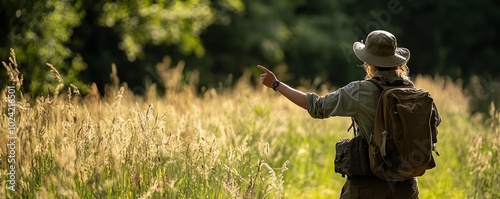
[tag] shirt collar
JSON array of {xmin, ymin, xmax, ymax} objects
[{"xmin": 373, "ymin": 71, "xmax": 403, "ymax": 82}]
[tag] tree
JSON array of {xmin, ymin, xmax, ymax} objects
[
  {"xmin": 1, "ymin": 0, "xmax": 244, "ymax": 95},
  {"xmin": 1, "ymin": 0, "xmax": 85, "ymax": 94}
]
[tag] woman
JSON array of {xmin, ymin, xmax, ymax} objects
[{"xmin": 258, "ymin": 30, "xmax": 428, "ymax": 198}]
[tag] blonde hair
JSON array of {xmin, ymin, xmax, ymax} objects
[{"xmin": 363, "ymin": 62, "xmax": 409, "ymax": 80}]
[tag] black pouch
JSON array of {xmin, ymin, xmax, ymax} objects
[{"xmin": 334, "ymin": 135, "xmax": 371, "ymax": 177}]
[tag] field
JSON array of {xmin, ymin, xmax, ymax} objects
[{"xmin": 1, "ymin": 51, "xmax": 499, "ymax": 198}]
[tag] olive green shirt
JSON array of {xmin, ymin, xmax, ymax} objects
[{"xmin": 306, "ymin": 71, "xmax": 406, "ymax": 136}]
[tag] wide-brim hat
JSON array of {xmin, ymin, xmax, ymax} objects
[{"xmin": 353, "ymin": 30, "xmax": 410, "ymax": 67}]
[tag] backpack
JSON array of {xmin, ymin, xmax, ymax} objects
[{"xmin": 367, "ymin": 77, "xmax": 440, "ymax": 181}]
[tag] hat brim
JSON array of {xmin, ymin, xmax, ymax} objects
[{"xmin": 353, "ymin": 42, "xmax": 410, "ymax": 67}]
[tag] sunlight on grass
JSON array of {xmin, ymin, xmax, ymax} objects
[{"xmin": 0, "ymin": 49, "xmax": 498, "ymax": 198}]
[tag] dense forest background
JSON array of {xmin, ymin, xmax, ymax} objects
[{"xmin": 1, "ymin": 0, "xmax": 499, "ymax": 112}]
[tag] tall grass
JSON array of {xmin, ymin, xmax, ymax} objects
[
  {"xmin": 1, "ymin": 49, "xmax": 498, "ymax": 198},
  {"xmin": 467, "ymin": 103, "xmax": 500, "ymax": 199}
]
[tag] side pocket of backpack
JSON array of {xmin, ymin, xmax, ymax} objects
[
  {"xmin": 335, "ymin": 138, "xmax": 350, "ymax": 177},
  {"xmin": 334, "ymin": 136, "xmax": 371, "ymax": 177}
]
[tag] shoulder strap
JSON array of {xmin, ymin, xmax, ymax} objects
[
  {"xmin": 367, "ymin": 78, "xmax": 384, "ymax": 92},
  {"xmin": 348, "ymin": 118, "xmax": 360, "ymax": 137},
  {"xmin": 348, "ymin": 117, "xmax": 370, "ymax": 143},
  {"xmin": 368, "ymin": 76, "xmax": 414, "ymax": 90}
]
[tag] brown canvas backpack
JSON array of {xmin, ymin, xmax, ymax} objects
[{"xmin": 367, "ymin": 78, "xmax": 440, "ymax": 181}]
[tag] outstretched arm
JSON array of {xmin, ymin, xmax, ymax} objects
[{"xmin": 257, "ymin": 65, "xmax": 307, "ymax": 109}]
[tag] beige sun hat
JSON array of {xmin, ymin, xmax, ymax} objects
[{"xmin": 353, "ymin": 30, "xmax": 410, "ymax": 67}]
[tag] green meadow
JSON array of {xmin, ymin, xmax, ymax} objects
[{"xmin": 1, "ymin": 51, "xmax": 499, "ymax": 198}]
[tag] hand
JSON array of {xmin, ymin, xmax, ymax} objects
[{"xmin": 257, "ymin": 65, "xmax": 278, "ymax": 89}]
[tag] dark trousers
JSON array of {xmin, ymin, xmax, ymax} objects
[{"xmin": 339, "ymin": 176, "xmax": 419, "ymax": 199}]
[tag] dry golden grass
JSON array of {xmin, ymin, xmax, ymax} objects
[{"xmin": 0, "ymin": 49, "xmax": 498, "ymax": 198}]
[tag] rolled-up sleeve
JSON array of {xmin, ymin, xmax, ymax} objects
[{"xmin": 306, "ymin": 81, "xmax": 360, "ymax": 119}]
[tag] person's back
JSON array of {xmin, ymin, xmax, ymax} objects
[
  {"xmin": 257, "ymin": 30, "xmax": 441, "ymax": 199},
  {"xmin": 335, "ymin": 69, "xmax": 422, "ymax": 199}
]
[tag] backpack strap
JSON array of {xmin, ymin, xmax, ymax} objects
[
  {"xmin": 349, "ymin": 117, "xmax": 372, "ymax": 145},
  {"xmin": 347, "ymin": 77, "xmax": 412, "ymax": 143},
  {"xmin": 368, "ymin": 76, "xmax": 414, "ymax": 91},
  {"xmin": 347, "ymin": 78, "xmax": 388, "ymax": 141},
  {"xmin": 348, "ymin": 118, "xmax": 360, "ymax": 137},
  {"xmin": 367, "ymin": 78, "xmax": 384, "ymax": 92}
]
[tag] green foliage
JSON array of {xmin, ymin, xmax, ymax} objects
[
  {"xmin": 1, "ymin": 0, "xmax": 85, "ymax": 95},
  {"xmin": 98, "ymin": 0, "xmax": 243, "ymax": 61},
  {"xmin": 284, "ymin": 0, "xmax": 357, "ymax": 85},
  {"xmin": 0, "ymin": 0, "xmax": 244, "ymax": 95}
]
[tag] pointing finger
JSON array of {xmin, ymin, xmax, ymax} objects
[{"xmin": 257, "ymin": 65, "xmax": 272, "ymax": 74}]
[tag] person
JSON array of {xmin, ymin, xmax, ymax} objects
[{"xmin": 258, "ymin": 30, "xmax": 437, "ymax": 198}]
